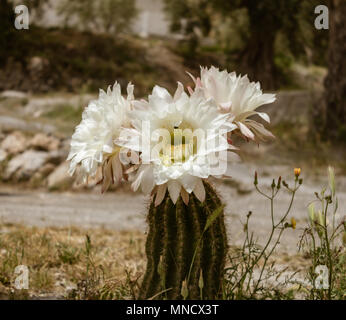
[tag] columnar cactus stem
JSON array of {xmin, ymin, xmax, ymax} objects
[{"xmin": 139, "ymin": 182, "xmax": 228, "ymax": 300}]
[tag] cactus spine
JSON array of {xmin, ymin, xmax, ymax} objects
[{"xmin": 139, "ymin": 182, "xmax": 228, "ymax": 300}]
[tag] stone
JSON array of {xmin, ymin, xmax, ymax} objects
[
  {"xmin": 47, "ymin": 149, "xmax": 68, "ymax": 165},
  {"xmin": 0, "ymin": 149, "xmax": 7, "ymax": 162},
  {"xmin": 29, "ymin": 133, "xmax": 60, "ymax": 151},
  {"xmin": 0, "ymin": 116, "xmax": 56, "ymax": 134},
  {"xmin": 28, "ymin": 56, "xmax": 49, "ymax": 72},
  {"xmin": 47, "ymin": 162, "xmax": 74, "ymax": 190},
  {"xmin": 4, "ymin": 150, "xmax": 49, "ymax": 181},
  {"xmin": 0, "ymin": 131, "xmax": 27, "ymax": 155},
  {"xmin": 38, "ymin": 163, "xmax": 56, "ymax": 177},
  {"xmin": 29, "ymin": 171, "xmax": 46, "ymax": 188},
  {"xmin": 0, "ymin": 90, "xmax": 28, "ymax": 99}
]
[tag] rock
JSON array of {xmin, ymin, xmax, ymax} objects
[
  {"xmin": 29, "ymin": 133, "xmax": 60, "ymax": 151},
  {"xmin": 38, "ymin": 163, "xmax": 56, "ymax": 177},
  {"xmin": 47, "ymin": 149, "xmax": 68, "ymax": 165},
  {"xmin": 0, "ymin": 149, "xmax": 7, "ymax": 162},
  {"xmin": 4, "ymin": 150, "xmax": 49, "ymax": 181},
  {"xmin": 0, "ymin": 131, "xmax": 27, "ymax": 155},
  {"xmin": 258, "ymin": 91, "xmax": 323, "ymax": 126},
  {"xmin": 0, "ymin": 116, "xmax": 56, "ymax": 134},
  {"xmin": 29, "ymin": 171, "xmax": 46, "ymax": 188},
  {"xmin": 23, "ymin": 96, "xmax": 92, "ymax": 118},
  {"xmin": 47, "ymin": 162, "xmax": 74, "ymax": 190},
  {"xmin": 28, "ymin": 56, "xmax": 49, "ymax": 72},
  {"xmin": 0, "ymin": 90, "xmax": 28, "ymax": 99}
]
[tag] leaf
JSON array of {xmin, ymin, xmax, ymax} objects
[
  {"xmin": 308, "ymin": 203, "xmax": 315, "ymax": 224},
  {"xmin": 334, "ymin": 197, "xmax": 338, "ymax": 214},
  {"xmin": 203, "ymin": 205, "xmax": 225, "ymax": 233}
]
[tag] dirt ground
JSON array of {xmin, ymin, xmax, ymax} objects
[{"xmin": 1, "ymin": 163, "xmax": 345, "ymax": 254}]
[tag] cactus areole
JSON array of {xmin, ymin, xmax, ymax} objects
[{"xmin": 139, "ymin": 182, "xmax": 228, "ymax": 300}]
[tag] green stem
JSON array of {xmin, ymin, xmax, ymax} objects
[{"xmin": 323, "ymin": 202, "xmax": 333, "ymax": 299}]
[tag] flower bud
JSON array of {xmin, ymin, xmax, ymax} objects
[
  {"xmin": 318, "ymin": 211, "xmax": 325, "ymax": 227},
  {"xmin": 271, "ymin": 179, "xmax": 276, "ymax": 189},
  {"xmin": 277, "ymin": 176, "xmax": 281, "ymax": 189},
  {"xmin": 325, "ymin": 195, "xmax": 332, "ymax": 204},
  {"xmin": 198, "ymin": 270, "xmax": 204, "ymax": 290},
  {"xmin": 328, "ymin": 166, "xmax": 335, "ymax": 197},
  {"xmin": 254, "ymin": 171, "xmax": 258, "ymax": 186},
  {"xmin": 291, "ymin": 217, "xmax": 297, "ymax": 229},
  {"xmin": 308, "ymin": 203, "xmax": 315, "ymax": 224},
  {"xmin": 181, "ymin": 280, "xmax": 189, "ymax": 299},
  {"xmin": 294, "ymin": 168, "xmax": 301, "ymax": 178}
]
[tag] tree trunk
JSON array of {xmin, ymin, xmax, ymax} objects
[
  {"xmin": 238, "ymin": 2, "xmax": 281, "ymax": 90},
  {"xmin": 239, "ymin": 28, "xmax": 277, "ymax": 90},
  {"xmin": 323, "ymin": 0, "xmax": 346, "ymax": 141},
  {"xmin": 0, "ymin": 0, "xmax": 14, "ymax": 66}
]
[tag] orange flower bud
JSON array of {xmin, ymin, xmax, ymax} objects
[{"xmin": 294, "ymin": 168, "xmax": 301, "ymax": 177}]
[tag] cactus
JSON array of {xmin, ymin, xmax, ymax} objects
[{"xmin": 139, "ymin": 182, "xmax": 228, "ymax": 300}]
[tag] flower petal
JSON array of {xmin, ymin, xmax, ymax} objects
[
  {"xmin": 155, "ymin": 183, "xmax": 167, "ymax": 206},
  {"xmin": 168, "ymin": 180, "xmax": 181, "ymax": 204},
  {"xmin": 237, "ymin": 122, "xmax": 255, "ymax": 140},
  {"xmin": 193, "ymin": 179, "xmax": 206, "ymax": 202},
  {"xmin": 181, "ymin": 187, "xmax": 190, "ymax": 205}
]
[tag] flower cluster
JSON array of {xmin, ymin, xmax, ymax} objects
[{"xmin": 68, "ymin": 66, "xmax": 276, "ymax": 205}]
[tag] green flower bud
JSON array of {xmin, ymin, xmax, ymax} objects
[
  {"xmin": 328, "ymin": 166, "xmax": 335, "ymax": 197},
  {"xmin": 308, "ymin": 203, "xmax": 315, "ymax": 224},
  {"xmin": 271, "ymin": 179, "xmax": 276, "ymax": 189},
  {"xmin": 254, "ymin": 171, "xmax": 258, "ymax": 186}
]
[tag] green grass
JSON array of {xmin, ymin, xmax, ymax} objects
[{"xmin": 43, "ymin": 104, "xmax": 84, "ymax": 124}]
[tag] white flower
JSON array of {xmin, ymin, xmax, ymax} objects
[
  {"xmin": 67, "ymin": 82, "xmax": 134, "ymax": 192},
  {"xmin": 189, "ymin": 66, "xmax": 276, "ymax": 142},
  {"xmin": 117, "ymin": 83, "xmax": 236, "ymax": 205}
]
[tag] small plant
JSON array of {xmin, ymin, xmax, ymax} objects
[
  {"xmin": 57, "ymin": 242, "xmax": 81, "ymax": 265},
  {"xmin": 223, "ymin": 169, "xmax": 302, "ymax": 299},
  {"xmin": 31, "ymin": 268, "xmax": 53, "ymax": 291},
  {"xmin": 68, "ymin": 235, "xmax": 101, "ymax": 299},
  {"xmin": 68, "ymin": 235, "xmax": 139, "ymax": 300},
  {"xmin": 299, "ymin": 166, "xmax": 345, "ymax": 300}
]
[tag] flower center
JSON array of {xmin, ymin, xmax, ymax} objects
[{"xmin": 160, "ymin": 126, "xmax": 196, "ymax": 166}]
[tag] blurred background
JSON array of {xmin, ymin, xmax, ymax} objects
[
  {"xmin": 0, "ymin": 0, "xmax": 346, "ymax": 245},
  {"xmin": 1, "ymin": 0, "xmax": 345, "ymax": 188},
  {"xmin": 0, "ymin": 1, "xmax": 345, "ymax": 296}
]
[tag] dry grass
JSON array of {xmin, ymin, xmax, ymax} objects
[
  {"xmin": 0, "ymin": 222, "xmax": 307, "ymax": 300},
  {"xmin": 0, "ymin": 221, "xmax": 341, "ymax": 300},
  {"xmin": 0, "ymin": 223, "xmax": 146, "ymax": 299}
]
